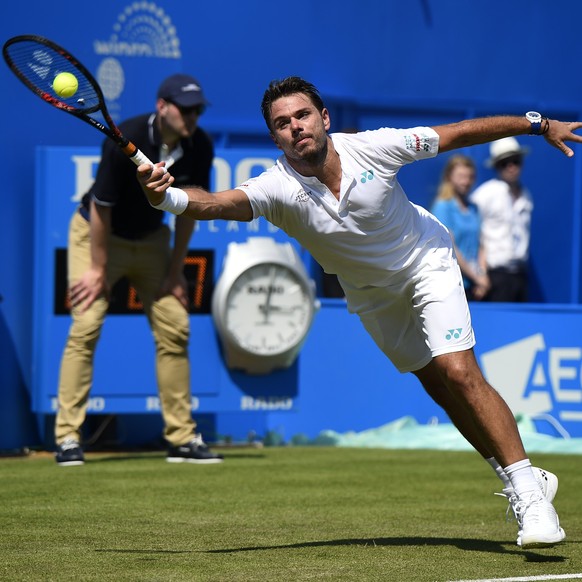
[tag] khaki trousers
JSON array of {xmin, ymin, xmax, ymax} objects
[{"xmin": 55, "ymin": 211, "xmax": 195, "ymax": 446}]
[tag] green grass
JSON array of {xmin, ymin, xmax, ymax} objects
[{"xmin": 1, "ymin": 447, "xmax": 580, "ymax": 582}]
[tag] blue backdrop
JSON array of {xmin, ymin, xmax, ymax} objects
[{"xmin": 1, "ymin": 1, "xmax": 582, "ymax": 449}]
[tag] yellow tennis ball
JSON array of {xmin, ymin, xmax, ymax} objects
[{"xmin": 52, "ymin": 72, "xmax": 79, "ymax": 98}]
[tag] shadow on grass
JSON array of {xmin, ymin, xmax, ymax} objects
[
  {"xmin": 85, "ymin": 452, "xmax": 266, "ymax": 463},
  {"xmin": 203, "ymin": 536, "xmax": 568, "ymax": 561},
  {"xmin": 95, "ymin": 549, "xmax": 191, "ymax": 554}
]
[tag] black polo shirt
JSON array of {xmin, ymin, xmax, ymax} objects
[{"xmin": 81, "ymin": 113, "xmax": 214, "ymax": 239}]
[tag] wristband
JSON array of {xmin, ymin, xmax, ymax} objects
[{"xmin": 151, "ymin": 187, "xmax": 189, "ymax": 215}]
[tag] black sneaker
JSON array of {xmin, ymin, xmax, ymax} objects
[
  {"xmin": 167, "ymin": 434, "xmax": 223, "ymax": 464},
  {"xmin": 55, "ymin": 438, "xmax": 85, "ymax": 466}
]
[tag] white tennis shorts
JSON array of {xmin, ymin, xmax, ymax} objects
[{"xmin": 340, "ymin": 242, "xmax": 475, "ymax": 373}]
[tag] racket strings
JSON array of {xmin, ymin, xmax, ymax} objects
[{"xmin": 4, "ymin": 40, "xmax": 100, "ymax": 112}]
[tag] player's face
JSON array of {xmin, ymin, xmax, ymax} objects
[
  {"xmin": 269, "ymin": 93, "xmax": 330, "ymax": 165},
  {"xmin": 158, "ymin": 99, "xmax": 203, "ymax": 139}
]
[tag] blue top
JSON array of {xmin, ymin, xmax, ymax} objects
[{"xmin": 431, "ymin": 198, "xmax": 481, "ymax": 289}]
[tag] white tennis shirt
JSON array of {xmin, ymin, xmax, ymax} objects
[{"xmin": 237, "ymin": 127, "xmax": 446, "ymax": 289}]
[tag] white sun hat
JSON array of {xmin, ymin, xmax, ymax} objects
[{"xmin": 485, "ymin": 137, "xmax": 530, "ymax": 168}]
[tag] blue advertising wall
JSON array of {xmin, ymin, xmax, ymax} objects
[
  {"xmin": 30, "ymin": 141, "xmax": 582, "ymax": 443},
  {"xmin": 1, "ymin": 1, "xmax": 582, "ymax": 449}
]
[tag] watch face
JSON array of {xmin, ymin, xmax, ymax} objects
[{"xmin": 224, "ymin": 263, "xmax": 314, "ymax": 356}]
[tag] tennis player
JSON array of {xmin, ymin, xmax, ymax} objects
[{"xmin": 137, "ymin": 77, "xmax": 582, "ymax": 548}]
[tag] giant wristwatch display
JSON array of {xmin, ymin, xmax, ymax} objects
[{"xmin": 212, "ymin": 237, "xmax": 319, "ymax": 374}]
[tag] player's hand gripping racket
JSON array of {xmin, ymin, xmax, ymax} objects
[{"xmin": 2, "ymin": 34, "xmax": 154, "ymax": 167}]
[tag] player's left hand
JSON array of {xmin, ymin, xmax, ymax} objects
[{"xmin": 544, "ymin": 120, "xmax": 582, "ymax": 158}]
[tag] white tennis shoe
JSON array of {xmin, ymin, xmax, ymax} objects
[
  {"xmin": 513, "ymin": 492, "xmax": 566, "ymax": 548},
  {"xmin": 497, "ymin": 467, "xmax": 564, "ymax": 548}
]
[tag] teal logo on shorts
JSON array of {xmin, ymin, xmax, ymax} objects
[
  {"xmin": 446, "ymin": 328, "xmax": 463, "ymax": 340},
  {"xmin": 360, "ymin": 169, "xmax": 374, "ymax": 183}
]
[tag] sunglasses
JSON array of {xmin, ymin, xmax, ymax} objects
[
  {"xmin": 496, "ymin": 156, "xmax": 522, "ymax": 169},
  {"xmin": 168, "ymin": 101, "xmax": 206, "ymax": 116}
]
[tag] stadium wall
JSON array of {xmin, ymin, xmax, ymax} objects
[{"xmin": 1, "ymin": 1, "xmax": 581, "ymax": 450}]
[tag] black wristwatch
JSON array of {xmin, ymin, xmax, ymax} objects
[{"xmin": 526, "ymin": 111, "xmax": 543, "ymax": 135}]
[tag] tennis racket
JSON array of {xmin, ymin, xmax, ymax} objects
[{"xmin": 2, "ymin": 34, "xmax": 153, "ymax": 167}]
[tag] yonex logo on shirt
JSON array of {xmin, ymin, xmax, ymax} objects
[
  {"xmin": 445, "ymin": 328, "xmax": 463, "ymax": 340},
  {"xmin": 360, "ymin": 170, "xmax": 374, "ymax": 183}
]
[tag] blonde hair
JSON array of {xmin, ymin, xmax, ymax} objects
[{"xmin": 435, "ymin": 154, "xmax": 476, "ymax": 201}]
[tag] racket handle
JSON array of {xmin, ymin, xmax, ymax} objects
[
  {"xmin": 118, "ymin": 139, "xmax": 153, "ymax": 167},
  {"xmin": 129, "ymin": 148, "xmax": 154, "ymax": 167},
  {"xmin": 122, "ymin": 141, "xmax": 167, "ymax": 174},
  {"xmin": 126, "ymin": 145, "xmax": 167, "ymax": 174}
]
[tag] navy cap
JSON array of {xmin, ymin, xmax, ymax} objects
[{"xmin": 157, "ymin": 74, "xmax": 209, "ymax": 107}]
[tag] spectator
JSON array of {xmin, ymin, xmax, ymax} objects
[
  {"xmin": 471, "ymin": 137, "xmax": 533, "ymax": 301},
  {"xmin": 431, "ymin": 155, "xmax": 490, "ymax": 300},
  {"xmin": 54, "ymin": 74, "xmax": 223, "ymax": 466}
]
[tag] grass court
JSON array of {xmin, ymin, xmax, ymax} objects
[{"xmin": 2, "ymin": 446, "xmax": 580, "ymax": 581}]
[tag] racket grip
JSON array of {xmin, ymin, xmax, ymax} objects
[
  {"xmin": 130, "ymin": 148, "xmax": 154, "ymax": 167},
  {"xmin": 130, "ymin": 148, "xmax": 168, "ymax": 175}
]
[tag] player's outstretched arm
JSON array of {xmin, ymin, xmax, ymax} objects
[
  {"xmin": 435, "ymin": 116, "xmax": 582, "ymax": 157},
  {"xmin": 136, "ymin": 162, "xmax": 253, "ymax": 222}
]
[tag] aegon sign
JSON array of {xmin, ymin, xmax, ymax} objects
[{"xmin": 480, "ymin": 333, "xmax": 582, "ymax": 429}]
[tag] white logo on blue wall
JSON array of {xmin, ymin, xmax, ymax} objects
[
  {"xmin": 69, "ymin": 150, "xmax": 281, "ymax": 237},
  {"xmin": 71, "ymin": 153, "xmax": 278, "ymax": 203},
  {"xmin": 94, "ymin": 2, "xmax": 181, "ymax": 58},
  {"xmin": 97, "ymin": 58, "xmax": 125, "ymax": 101},
  {"xmin": 480, "ymin": 333, "xmax": 582, "ymax": 428}
]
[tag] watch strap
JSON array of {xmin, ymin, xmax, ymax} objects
[{"xmin": 526, "ymin": 111, "xmax": 543, "ymax": 135}]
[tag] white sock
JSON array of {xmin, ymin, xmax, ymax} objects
[
  {"xmin": 504, "ymin": 459, "xmax": 540, "ymax": 497},
  {"xmin": 486, "ymin": 457, "xmax": 511, "ymax": 489}
]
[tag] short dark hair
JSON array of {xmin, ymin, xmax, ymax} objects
[{"xmin": 261, "ymin": 77, "xmax": 325, "ymax": 132}]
